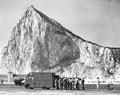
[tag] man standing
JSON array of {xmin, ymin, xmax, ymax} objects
[
  {"xmin": 58, "ymin": 77, "xmax": 61, "ymax": 90},
  {"xmin": 55, "ymin": 77, "xmax": 59, "ymax": 90},
  {"xmin": 64, "ymin": 77, "xmax": 67, "ymax": 90},
  {"xmin": 96, "ymin": 77, "xmax": 100, "ymax": 90},
  {"xmin": 60, "ymin": 77, "xmax": 64, "ymax": 90},
  {"xmin": 81, "ymin": 78, "xmax": 85, "ymax": 90},
  {"xmin": 78, "ymin": 78, "xmax": 82, "ymax": 90},
  {"xmin": 76, "ymin": 77, "xmax": 79, "ymax": 90},
  {"xmin": 69, "ymin": 78, "xmax": 72, "ymax": 90}
]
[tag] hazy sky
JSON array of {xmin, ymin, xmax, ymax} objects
[{"xmin": 0, "ymin": 0, "xmax": 120, "ymax": 55}]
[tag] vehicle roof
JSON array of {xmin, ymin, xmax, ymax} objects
[{"xmin": 28, "ymin": 72, "xmax": 55, "ymax": 75}]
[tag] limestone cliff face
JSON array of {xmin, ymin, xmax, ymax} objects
[{"xmin": 1, "ymin": 5, "xmax": 120, "ymax": 79}]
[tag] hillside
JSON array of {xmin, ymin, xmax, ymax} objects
[{"xmin": 1, "ymin": 5, "xmax": 120, "ymax": 79}]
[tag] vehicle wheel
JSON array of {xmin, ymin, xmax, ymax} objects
[
  {"xmin": 46, "ymin": 87, "xmax": 50, "ymax": 89},
  {"xmin": 25, "ymin": 84, "xmax": 30, "ymax": 89},
  {"xmin": 15, "ymin": 82, "xmax": 17, "ymax": 85},
  {"xmin": 43, "ymin": 87, "xmax": 46, "ymax": 89},
  {"xmin": 30, "ymin": 86, "xmax": 34, "ymax": 89}
]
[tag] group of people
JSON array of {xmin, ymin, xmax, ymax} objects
[{"xmin": 54, "ymin": 77, "xmax": 85, "ymax": 90}]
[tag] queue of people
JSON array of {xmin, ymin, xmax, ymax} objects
[{"xmin": 54, "ymin": 77, "xmax": 85, "ymax": 90}]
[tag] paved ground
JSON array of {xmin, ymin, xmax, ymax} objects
[{"xmin": 0, "ymin": 84, "xmax": 120, "ymax": 95}]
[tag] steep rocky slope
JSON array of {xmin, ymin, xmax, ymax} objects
[{"xmin": 1, "ymin": 5, "xmax": 120, "ymax": 79}]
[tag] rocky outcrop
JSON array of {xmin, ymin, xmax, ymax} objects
[{"xmin": 1, "ymin": 5, "xmax": 120, "ymax": 79}]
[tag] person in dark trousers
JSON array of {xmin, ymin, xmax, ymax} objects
[
  {"xmin": 58, "ymin": 78, "xmax": 61, "ymax": 90},
  {"xmin": 96, "ymin": 77, "xmax": 100, "ymax": 90},
  {"xmin": 72, "ymin": 78, "xmax": 76, "ymax": 90},
  {"xmin": 76, "ymin": 78, "xmax": 80, "ymax": 90},
  {"xmin": 1, "ymin": 79, "xmax": 3, "ymax": 84},
  {"xmin": 64, "ymin": 77, "xmax": 68, "ymax": 90},
  {"xmin": 78, "ymin": 78, "xmax": 81, "ymax": 90},
  {"xmin": 55, "ymin": 78, "xmax": 59, "ymax": 90},
  {"xmin": 56, "ymin": 78, "xmax": 59, "ymax": 90},
  {"xmin": 60, "ymin": 77, "xmax": 64, "ymax": 90},
  {"xmin": 67, "ymin": 78, "xmax": 70, "ymax": 90},
  {"xmin": 69, "ymin": 78, "xmax": 72, "ymax": 90},
  {"xmin": 62, "ymin": 77, "xmax": 65, "ymax": 90},
  {"xmin": 81, "ymin": 78, "xmax": 85, "ymax": 90}
]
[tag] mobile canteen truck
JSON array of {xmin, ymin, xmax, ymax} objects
[{"xmin": 24, "ymin": 72, "xmax": 58, "ymax": 89}]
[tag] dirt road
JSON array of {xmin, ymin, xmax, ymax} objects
[{"xmin": 0, "ymin": 84, "xmax": 119, "ymax": 95}]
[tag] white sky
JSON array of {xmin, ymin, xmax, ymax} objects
[{"xmin": 0, "ymin": 0, "xmax": 120, "ymax": 58}]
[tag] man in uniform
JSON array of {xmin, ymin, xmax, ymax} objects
[
  {"xmin": 55, "ymin": 77, "xmax": 59, "ymax": 90},
  {"xmin": 56, "ymin": 77, "xmax": 59, "ymax": 90},
  {"xmin": 69, "ymin": 78, "xmax": 72, "ymax": 90},
  {"xmin": 96, "ymin": 77, "xmax": 100, "ymax": 90},
  {"xmin": 58, "ymin": 77, "xmax": 61, "ymax": 90},
  {"xmin": 62, "ymin": 77, "xmax": 65, "ymax": 90},
  {"xmin": 64, "ymin": 77, "xmax": 68, "ymax": 90},
  {"xmin": 76, "ymin": 77, "xmax": 79, "ymax": 90},
  {"xmin": 81, "ymin": 78, "xmax": 85, "ymax": 90},
  {"xmin": 60, "ymin": 77, "xmax": 64, "ymax": 90},
  {"xmin": 78, "ymin": 78, "xmax": 82, "ymax": 90},
  {"xmin": 72, "ymin": 78, "xmax": 75, "ymax": 90},
  {"xmin": 67, "ymin": 78, "xmax": 69, "ymax": 90}
]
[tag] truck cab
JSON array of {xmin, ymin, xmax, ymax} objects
[
  {"xmin": 13, "ymin": 74, "xmax": 24, "ymax": 86},
  {"xmin": 24, "ymin": 72, "xmax": 57, "ymax": 89}
]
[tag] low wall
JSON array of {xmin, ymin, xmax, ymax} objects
[{"xmin": 85, "ymin": 79, "xmax": 120, "ymax": 84}]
